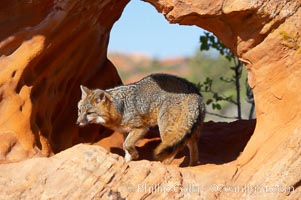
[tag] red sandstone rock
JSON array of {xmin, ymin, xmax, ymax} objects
[
  {"xmin": 0, "ymin": 0, "xmax": 128, "ymax": 162},
  {"xmin": 0, "ymin": 120, "xmax": 256, "ymax": 199},
  {"xmin": 0, "ymin": 0, "xmax": 301, "ymax": 199},
  {"xmin": 145, "ymin": 0, "xmax": 301, "ymax": 198}
]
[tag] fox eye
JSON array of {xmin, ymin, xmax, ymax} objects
[{"xmin": 86, "ymin": 111, "xmax": 94, "ymax": 115}]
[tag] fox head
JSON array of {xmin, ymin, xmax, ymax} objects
[{"xmin": 76, "ymin": 85, "xmax": 116, "ymax": 127}]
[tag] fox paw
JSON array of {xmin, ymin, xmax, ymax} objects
[
  {"xmin": 125, "ymin": 151, "xmax": 132, "ymax": 162},
  {"xmin": 124, "ymin": 150, "xmax": 139, "ymax": 162}
]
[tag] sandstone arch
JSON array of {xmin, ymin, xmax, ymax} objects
[{"xmin": 0, "ymin": 0, "xmax": 300, "ymax": 199}]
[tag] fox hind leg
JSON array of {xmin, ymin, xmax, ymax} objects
[
  {"xmin": 123, "ymin": 128, "xmax": 148, "ymax": 162},
  {"xmin": 187, "ymin": 125, "xmax": 201, "ymax": 166},
  {"xmin": 161, "ymin": 148, "xmax": 179, "ymax": 165},
  {"xmin": 187, "ymin": 139, "xmax": 199, "ymax": 166}
]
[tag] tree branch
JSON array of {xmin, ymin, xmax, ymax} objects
[{"xmin": 206, "ymin": 111, "xmax": 238, "ymax": 120}]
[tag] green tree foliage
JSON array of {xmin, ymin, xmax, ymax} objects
[{"xmin": 197, "ymin": 31, "xmax": 255, "ymax": 120}]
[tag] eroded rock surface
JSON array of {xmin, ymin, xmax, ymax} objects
[
  {"xmin": 0, "ymin": 0, "xmax": 128, "ymax": 162},
  {"xmin": 145, "ymin": 0, "xmax": 301, "ymax": 198},
  {"xmin": 0, "ymin": 143, "xmax": 244, "ymax": 199},
  {"xmin": 0, "ymin": 0, "xmax": 301, "ymax": 199}
]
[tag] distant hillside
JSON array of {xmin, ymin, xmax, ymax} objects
[{"xmin": 108, "ymin": 52, "xmax": 192, "ymax": 84}]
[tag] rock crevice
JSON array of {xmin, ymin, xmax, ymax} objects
[{"xmin": 0, "ymin": 0, "xmax": 301, "ymax": 199}]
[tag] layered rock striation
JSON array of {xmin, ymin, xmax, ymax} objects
[
  {"xmin": 0, "ymin": 0, "xmax": 301, "ymax": 199},
  {"xmin": 0, "ymin": 0, "xmax": 128, "ymax": 162}
]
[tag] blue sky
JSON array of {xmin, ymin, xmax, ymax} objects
[{"xmin": 108, "ymin": 0, "xmax": 204, "ymax": 58}]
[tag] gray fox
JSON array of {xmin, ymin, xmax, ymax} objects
[{"xmin": 76, "ymin": 73, "xmax": 205, "ymax": 166}]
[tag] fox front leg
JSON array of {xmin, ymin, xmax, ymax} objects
[{"xmin": 123, "ymin": 128, "xmax": 148, "ymax": 162}]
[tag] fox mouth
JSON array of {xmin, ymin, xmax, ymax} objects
[
  {"xmin": 76, "ymin": 121, "xmax": 88, "ymax": 127},
  {"xmin": 87, "ymin": 115, "xmax": 106, "ymax": 124}
]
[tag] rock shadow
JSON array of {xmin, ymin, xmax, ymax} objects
[{"xmin": 106, "ymin": 120, "xmax": 256, "ymax": 167}]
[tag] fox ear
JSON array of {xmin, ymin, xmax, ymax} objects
[
  {"xmin": 80, "ymin": 85, "xmax": 89, "ymax": 98},
  {"xmin": 95, "ymin": 90, "xmax": 111, "ymax": 104}
]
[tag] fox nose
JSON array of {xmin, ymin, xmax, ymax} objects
[{"xmin": 76, "ymin": 119, "xmax": 82, "ymax": 125}]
